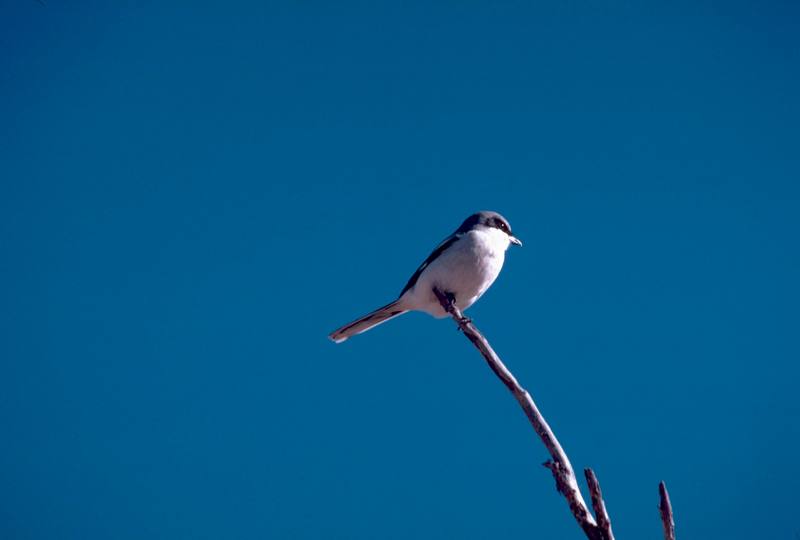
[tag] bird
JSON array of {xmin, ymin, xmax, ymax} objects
[{"xmin": 329, "ymin": 211, "xmax": 521, "ymax": 343}]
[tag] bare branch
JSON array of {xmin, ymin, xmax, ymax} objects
[
  {"xmin": 432, "ymin": 287, "xmax": 613, "ymax": 540},
  {"xmin": 659, "ymin": 481, "xmax": 676, "ymax": 540},
  {"xmin": 585, "ymin": 469, "xmax": 615, "ymax": 540}
]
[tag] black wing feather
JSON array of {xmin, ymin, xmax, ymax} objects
[{"xmin": 399, "ymin": 234, "xmax": 460, "ymax": 297}]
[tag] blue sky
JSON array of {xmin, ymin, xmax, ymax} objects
[{"xmin": 1, "ymin": 2, "xmax": 799, "ymax": 539}]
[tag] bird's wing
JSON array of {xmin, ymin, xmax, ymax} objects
[{"xmin": 399, "ymin": 233, "xmax": 461, "ymax": 297}]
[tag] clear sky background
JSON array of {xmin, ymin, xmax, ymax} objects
[{"xmin": 2, "ymin": 2, "xmax": 799, "ymax": 539}]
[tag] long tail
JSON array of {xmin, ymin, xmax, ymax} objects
[{"xmin": 329, "ymin": 299, "xmax": 408, "ymax": 343}]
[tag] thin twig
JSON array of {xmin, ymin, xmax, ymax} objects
[
  {"xmin": 659, "ymin": 481, "xmax": 676, "ymax": 540},
  {"xmin": 585, "ymin": 469, "xmax": 615, "ymax": 540},
  {"xmin": 432, "ymin": 288, "xmax": 613, "ymax": 540}
]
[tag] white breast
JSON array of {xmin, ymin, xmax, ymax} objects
[{"xmin": 402, "ymin": 227, "xmax": 510, "ymax": 317}]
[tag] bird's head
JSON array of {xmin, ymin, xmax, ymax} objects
[{"xmin": 457, "ymin": 211, "xmax": 522, "ymax": 248}]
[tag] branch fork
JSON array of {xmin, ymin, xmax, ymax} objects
[{"xmin": 432, "ymin": 287, "xmax": 673, "ymax": 540}]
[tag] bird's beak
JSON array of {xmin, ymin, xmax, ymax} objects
[{"xmin": 509, "ymin": 235, "xmax": 522, "ymax": 246}]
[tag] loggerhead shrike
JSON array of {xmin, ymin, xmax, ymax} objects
[{"xmin": 329, "ymin": 211, "xmax": 521, "ymax": 343}]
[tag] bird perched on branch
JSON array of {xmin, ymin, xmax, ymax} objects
[{"xmin": 329, "ymin": 211, "xmax": 521, "ymax": 343}]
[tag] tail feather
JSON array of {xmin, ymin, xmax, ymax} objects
[{"xmin": 329, "ymin": 300, "xmax": 408, "ymax": 343}]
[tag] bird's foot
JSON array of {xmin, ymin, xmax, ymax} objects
[{"xmin": 440, "ymin": 291, "xmax": 469, "ymax": 324}]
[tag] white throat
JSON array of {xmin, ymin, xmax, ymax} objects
[{"xmin": 474, "ymin": 225, "xmax": 512, "ymax": 252}]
